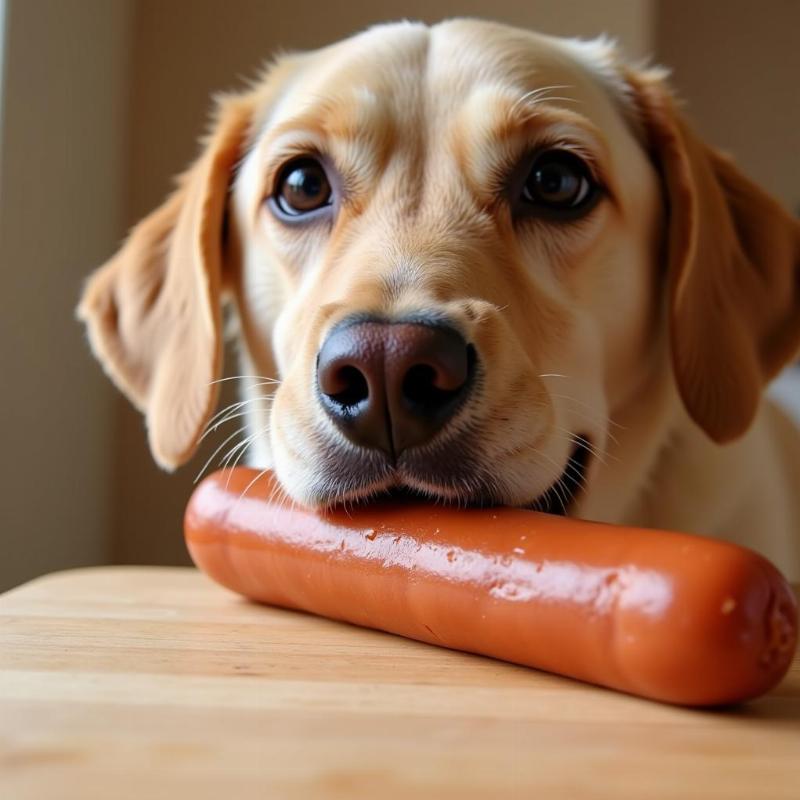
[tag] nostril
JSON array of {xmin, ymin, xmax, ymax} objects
[
  {"xmin": 323, "ymin": 365, "xmax": 369, "ymax": 408},
  {"xmin": 402, "ymin": 344, "xmax": 476, "ymax": 410},
  {"xmin": 403, "ymin": 364, "xmax": 452, "ymax": 408}
]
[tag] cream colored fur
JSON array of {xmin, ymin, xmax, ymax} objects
[{"xmin": 79, "ymin": 20, "xmax": 800, "ymax": 580}]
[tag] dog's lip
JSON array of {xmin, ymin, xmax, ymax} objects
[{"xmin": 330, "ymin": 436, "xmax": 592, "ymax": 514}]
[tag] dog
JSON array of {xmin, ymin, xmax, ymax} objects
[{"xmin": 78, "ymin": 19, "xmax": 800, "ymax": 580}]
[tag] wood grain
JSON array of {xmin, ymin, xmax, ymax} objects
[{"xmin": 1, "ymin": 567, "xmax": 798, "ymax": 799}]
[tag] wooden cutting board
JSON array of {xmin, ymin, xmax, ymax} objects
[{"xmin": 1, "ymin": 567, "xmax": 798, "ymax": 799}]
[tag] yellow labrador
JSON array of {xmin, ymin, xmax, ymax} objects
[{"xmin": 78, "ymin": 20, "xmax": 800, "ymax": 579}]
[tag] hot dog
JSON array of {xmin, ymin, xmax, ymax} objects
[{"xmin": 185, "ymin": 468, "xmax": 798, "ymax": 706}]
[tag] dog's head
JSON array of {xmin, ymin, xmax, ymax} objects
[{"xmin": 78, "ymin": 20, "xmax": 800, "ymax": 511}]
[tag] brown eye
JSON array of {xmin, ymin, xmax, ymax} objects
[
  {"xmin": 517, "ymin": 150, "xmax": 600, "ymax": 219},
  {"xmin": 275, "ymin": 158, "xmax": 332, "ymax": 216}
]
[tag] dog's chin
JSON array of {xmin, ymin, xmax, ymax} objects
[{"xmin": 311, "ymin": 436, "xmax": 592, "ymax": 516}]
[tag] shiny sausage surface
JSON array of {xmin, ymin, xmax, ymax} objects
[{"xmin": 185, "ymin": 468, "xmax": 798, "ymax": 706}]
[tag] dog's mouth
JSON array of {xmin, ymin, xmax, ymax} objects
[{"xmin": 344, "ymin": 436, "xmax": 592, "ymax": 516}]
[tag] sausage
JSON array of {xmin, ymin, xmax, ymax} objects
[{"xmin": 185, "ymin": 467, "xmax": 798, "ymax": 706}]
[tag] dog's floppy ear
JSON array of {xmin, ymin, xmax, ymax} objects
[
  {"xmin": 77, "ymin": 92, "xmax": 255, "ymax": 469},
  {"xmin": 627, "ymin": 69, "xmax": 800, "ymax": 443}
]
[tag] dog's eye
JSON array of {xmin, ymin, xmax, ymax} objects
[
  {"xmin": 274, "ymin": 158, "xmax": 332, "ymax": 216},
  {"xmin": 518, "ymin": 150, "xmax": 599, "ymax": 218}
]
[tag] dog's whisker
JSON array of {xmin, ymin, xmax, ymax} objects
[
  {"xmin": 235, "ymin": 467, "xmax": 271, "ymax": 506},
  {"xmin": 265, "ymin": 475, "xmax": 294, "ymax": 516},
  {"xmin": 570, "ymin": 432, "xmax": 601, "ymax": 451},
  {"xmin": 194, "ymin": 424, "xmax": 251, "ymax": 484},
  {"xmin": 530, "ymin": 435, "xmax": 592, "ymax": 502},
  {"xmin": 203, "ymin": 395, "xmax": 274, "ymax": 436},
  {"xmin": 540, "ymin": 380, "xmax": 624, "ymax": 446},
  {"xmin": 201, "ymin": 375, "xmax": 280, "ymax": 436},
  {"xmin": 209, "ymin": 375, "xmax": 280, "ymax": 385},
  {"xmin": 528, "ymin": 446, "xmax": 570, "ymax": 490},
  {"xmin": 569, "ymin": 431, "xmax": 617, "ymax": 466},
  {"xmin": 530, "ymin": 443, "xmax": 566, "ymax": 472},
  {"xmin": 220, "ymin": 431, "xmax": 260, "ymax": 473},
  {"xmin": 553, "ymin": 425, "xmax": 605, "ymax": 459},
  {"xmin": 555, "ymin": 452, "xmax": 590, "ymax": 503},
  {"xmin": 552, "ymin": 406, "xmax": 621, "ymax": 447},
  {"xmin": 202, "ymin": 399, "xmax": 274, "ymax": 441},
  {"xmin": 204, "ymin": 400, "xmax": 250, "ymax": 431},
  {"xmin": 551, "ymin": 476, "xmax": 570, "ymax": 514},
  {"xmin": 561, "ymin": 466, "xmax": 589, "ymax": 497},
  {"xmin": 547, "ymin": 391, "xmax": 613, "ymax": 419},
  {"xmin": 550, "ymin": 425, "xmax": 614, "ymax": 467},
  {"xmin": 205, "ymin": 397, "xmax": 262, "ymax": 429},
  {"xmin": 223, "ymin": 430, "xmax": 270, "ymax": 490},
  {"xmin": 548, "ymin": 393, "xmax": 625, "ymax": 440},
  {"xmin": 224, "ymin": 424, "xmax": 270, "ymax": 470},
  {"xmin": 545, "ymin": 466, "xmax": 572, "ymax": 513},
  {"xmin": 527, "ymin": 448, "xmax": 572, "ymax": 511},
  {"xmin": 203, "ymin": 408, "xmax": 268, "ymax": 437}
]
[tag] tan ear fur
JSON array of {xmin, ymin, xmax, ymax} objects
[
  {"xmin": 77, "ymin": 93, "xmax": 255, "ymax": 469},
  {"xmin": 626, "ymin": 70, "xmax": 800, "ymax": 443}
]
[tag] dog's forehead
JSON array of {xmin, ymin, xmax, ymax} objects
[{"xmin": 264, "ymin": 20, "xmax": 629, "ymax": 136}]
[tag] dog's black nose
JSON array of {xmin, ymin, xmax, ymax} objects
[{"xmin": 317, "ymin": 319, "xmax": 475, "ymax": 457}]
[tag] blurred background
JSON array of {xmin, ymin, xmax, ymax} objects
[{"xmin": 1, "ymin": 0, "xmax": 798, "ymax": 591}]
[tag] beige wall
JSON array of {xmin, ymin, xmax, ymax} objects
[
  {"xmin": 655, "ymin": 0, "xmax": 800, "ymax": 213},
  {"xmin": 0, "ymin": 0, "xmax": 133, "ymax": 590}
]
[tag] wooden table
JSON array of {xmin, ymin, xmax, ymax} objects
[{"xmin": 1, "ymin": 567, "xmax": 798, "ymax": 799}]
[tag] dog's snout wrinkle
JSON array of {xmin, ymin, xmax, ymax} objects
[{"xmin": 317, "ymin": 318, "xmax": 474, "ymax": 458}]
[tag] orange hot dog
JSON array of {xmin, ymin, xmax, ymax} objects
[{"xmin": 185, "ymin": 468, "xmax": 797, "ymax": 706}]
